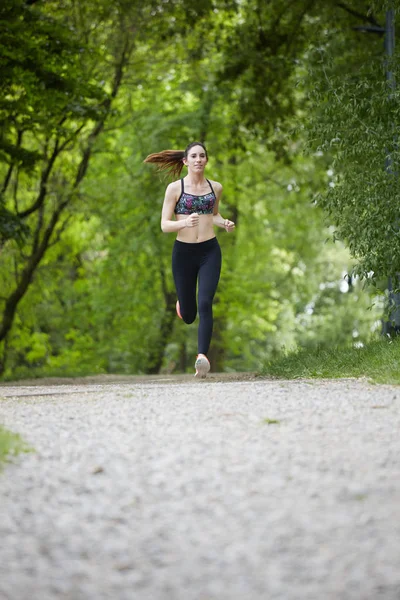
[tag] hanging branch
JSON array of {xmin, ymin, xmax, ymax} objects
[
  {"xmin": 31, "ymin": 204, "xmax": 45, "ymax": 256},
  {"xmin": 1, "ymin": 130, "xmax": 23, "ymax": 196},
  {"xmin": 17, "ymin": 137, "xmax": 62, "ymax": 218},
  {"xmin": 335, "ymin": 2, "xmax": 381, "ymax": 27}
]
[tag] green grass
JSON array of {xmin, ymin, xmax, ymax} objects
[
  {"xmin": 0, "ymin": 426, "xmax": 31, "ymax": 467},
  {"xmin": 262, "ymin": 337, "xmax": 400, "ymax": 384}
]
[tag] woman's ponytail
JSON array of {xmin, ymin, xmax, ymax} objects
[{"xmin": 143, "ymin": 149, "xmax": 185, "ymax": 178}]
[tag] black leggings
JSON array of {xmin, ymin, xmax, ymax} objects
[{"xmin": 172, "ymin": 237, "xmax": 222, "ymax": 355}]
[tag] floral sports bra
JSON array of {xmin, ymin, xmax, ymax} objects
[{"xmin": 174, "ymin": 178, "xmax": 216, "ymax": 215}]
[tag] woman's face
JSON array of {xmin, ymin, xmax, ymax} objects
[{"xmin": 183, "ymin": 145, "xmax": 208, "ymax": 172}]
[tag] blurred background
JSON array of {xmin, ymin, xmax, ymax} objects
[{"xmin": 1, "ymin": 0, "xmax": 398, "ymax": 379}]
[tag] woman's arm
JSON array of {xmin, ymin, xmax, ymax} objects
[
  {"xmin": 161, "ymin": 182, "xmax": 199, "ymax": 232},
  {"xmin": 212, "ymin": 182, "xmax": 236, "ymax": 232},
  {"xmin": 213, "ymin": 213, "xmax": 235, "ymax": 232}
]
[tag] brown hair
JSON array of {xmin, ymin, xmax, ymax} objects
[{"xmin": 144, "ymin": 142, "xmax": 208, "ymax": 179}]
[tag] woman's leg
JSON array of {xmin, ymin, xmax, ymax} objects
[
  {"xmin": 197, "ymin": 239, "xmax": 222, "ymax": 355},
  {"xmin": 172, "ymin": 241, "xmax": 198, "ymax": 324}
]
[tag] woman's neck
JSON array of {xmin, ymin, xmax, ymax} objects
[{"xmin": 185, "ymin": 173, "xmax": 207, "ymax": 186}]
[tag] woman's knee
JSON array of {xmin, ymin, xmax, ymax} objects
[
  {"xmin": 198, "ymin": 297, "xmax": 213, "ymax": 316},
  {"xmin": 182, "ymin": 309, "xmax": 197, "ymax": 324}
]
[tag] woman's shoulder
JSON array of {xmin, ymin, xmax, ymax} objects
[
  {"xmin": 167, "ymin": 179, "xmax": 182, "ymax": 191},
  {"xmin": 208, "ymin": 179, "xmax": 223, "ymax": 194},
  {"xmin": 165, "ymin": 179, "xmax": 182, "ymax": 198}
]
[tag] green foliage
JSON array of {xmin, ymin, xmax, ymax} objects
[
  {"xmin": 305, "ymin": 1, "xmax": 400, "ymax": 280},
  {"xmin": 217, "ymin": 0, "xmax": 313, "ymax": 140},
  {"xmin": 0, "ymin": 195, "xmax": 29, "ymax": 245},
  {"xmin": 0, "ymin": 0, "xmax": 106, "ymax": 170}
]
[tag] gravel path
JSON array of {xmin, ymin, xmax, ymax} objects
[{"xmin": 1, "ymin": 377, "xmax": 400, "ymax": 600}]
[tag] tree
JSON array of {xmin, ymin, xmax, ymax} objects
[{"xmin": 305, "ymin": 1, "xmax": 400, "ymax": 281}]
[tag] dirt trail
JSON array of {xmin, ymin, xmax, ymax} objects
[{"xmin": 1, "ymin": 377, "xmax": 400, "ymax": 600}]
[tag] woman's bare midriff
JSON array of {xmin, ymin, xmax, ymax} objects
[{"xmin": 176, "ymin": 214, "xmax": 216, "ymax": 243}]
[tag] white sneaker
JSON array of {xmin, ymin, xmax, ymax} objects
[{"xmin": 194, "ymin": 354, "xmax": 210, "ymax": 378}]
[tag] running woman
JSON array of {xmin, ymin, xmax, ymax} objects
[{"xmin": 144, "ymin": 142, "xmax": 235, "ymax": 377}]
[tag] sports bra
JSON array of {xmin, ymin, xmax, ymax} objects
[{"xmin": 174, "ymin": 178, "xmax": 216, "ymax": 215}]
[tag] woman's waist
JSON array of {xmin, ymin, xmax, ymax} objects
[
  {"xmin": 176, "ymin": 232, "xmax": 217, "ymax": 244},
  {"xmin": 176, "ymin": 215, "xmax": 215, "ymax": 244},
  {"xmin": 174, "ymin": 235, "xmax": 218, "ymax": 249}
]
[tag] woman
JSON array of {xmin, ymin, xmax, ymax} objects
[{"xmin": 144, "ymin": 141, "xmax": 235, "ymax": 378}]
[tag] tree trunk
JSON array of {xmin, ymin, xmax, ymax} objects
[
  {"xmin": 208, "ymin": 310, "xmax": 226, "ymax": 373},
  {"xmin": 145, "ymin": 291, "xmax": 176, "ymax": 374},
  {"xmin": 0, "ymin": 337, "xmax": 9, "ymax": 377},
  {"xmin": 178, "ymin": 341, "xmax": 187, "ymax": 373}
]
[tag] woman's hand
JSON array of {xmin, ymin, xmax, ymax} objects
[
  {"xmin": 185, "ymin": 213, "xmax": 200, "ymax": 228},
  {"xmin": 224, "ymin": 219, "xmax": 235, "ymax": 233}
]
